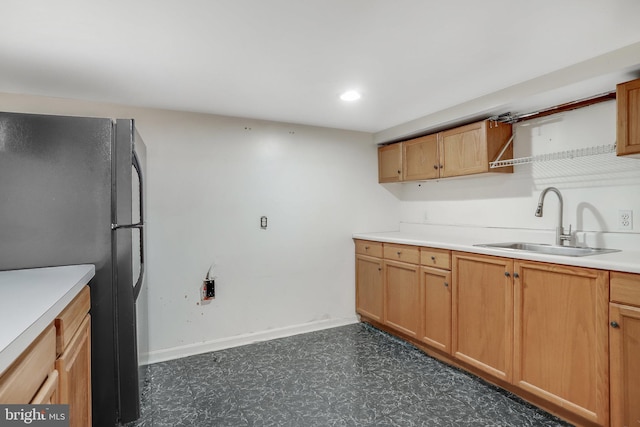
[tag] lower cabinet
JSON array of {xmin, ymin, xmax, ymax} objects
[
  {"xmin": 419, "ymin": 266, "xmax": 451, "ymax": 353},
  {"xmin": 355, "ymin": 254, "xmax": 384, "ymax": 322},
  {"xmin": 354, "ymin": 240, "xmax": 629, "ymax": 426},
  {"xmin": 513, "ymin": 261, "xmax": 609, "ymax": 426},
  {"xmin": 56, "ymin": 315, "xmax": 92, "ymax": 427},
  {"xmin": 452, "ymin": 253, "xmax": 513, "ymax": 382},
  {"xmin": 383, "ymin": 259, "xmax": 420, "ymax": 338},
  {"xmin": 0, "ymin": 286, "xmax": 91, "ymax": 426},
  {"xmin": 609, "ymin": 272, "xmax": 640, "ymax": 427}
]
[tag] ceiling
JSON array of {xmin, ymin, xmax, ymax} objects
[{"xmin": 2, "ymin": 1, "xmax": 640, "ymax": 134}]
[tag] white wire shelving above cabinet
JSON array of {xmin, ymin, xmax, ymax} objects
[
  {"xmin": 490, "ymin": 143, "xmax": 617, "ymax": 169},
  {"xmin": 487, "ymin": 91, "xmax": 618, "ymax": 169}
]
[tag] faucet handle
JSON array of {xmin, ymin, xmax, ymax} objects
[{"xmin": 560, "ymin": 224, "xmax": 572, "ymax": 244}]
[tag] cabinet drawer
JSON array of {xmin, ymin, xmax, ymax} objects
[
  {"xmin": 420, "ymin": 248, "xmax": 451, "ymax": 270},
  {"xmin": 56, "ymin": 286, "xmax": 90, "ymax": 355},
  {"xmin": 0, "ymin": 325, "xmax": 56, "ymax": 403},
  {"xmin": 355, "ymin": 240, "xmax": 383, "ymax": 258},
  {"xmin": 384, "ymin": 244, "xmax": 420, "ymax": 264},
  {"xmin": 611, "ymin": 271, "xmax": 640, "ymax": 307}
]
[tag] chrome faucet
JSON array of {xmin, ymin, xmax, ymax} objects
[{"xmin": 535, "ymin": 187, "xmax": 572, "ymax": 246}]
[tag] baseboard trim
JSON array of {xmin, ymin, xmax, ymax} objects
[{"xmin": 140, "ymin": 316, "xmax": 359, "ymax": 365}]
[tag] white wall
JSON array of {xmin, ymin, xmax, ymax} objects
[
  {"xmin": 394, "ymin": 101, "xmax": 640, "ymax": 245},
  {"xmin": 0, "ymin": 93, "xmax": 400, "ymax": 363}
]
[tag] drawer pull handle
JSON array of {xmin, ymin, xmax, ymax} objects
[{"xmin": 611, "ymin": 321, "xmax": 620, "ymax": 329}]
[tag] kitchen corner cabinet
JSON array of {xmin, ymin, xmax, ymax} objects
[
  {"xmin": 0, "ymin": 286, "xmax": 91, "ymax": 426},
  {"xmin": 609, "ymin": 272, "xmax": 640, "ymax": 427},
  {"xmin": 355, "ymin": 240, "xmax": 384, "ymax": 322},
  {"xmin": 377, "ymin": 119, "xmax": 513, "ymax": 183},
  {"xmin": 378, "ymin": 143, "xmax": 402, "ymax": 182},
  {"xmin": 452, "ymin": 253, "xmax": 513, "ymax": 382},
  {"xmin": 513, "ymin": 261, "xmax": 609, "ymax": 426},
  {"xmin": 383, "ymin": 244, "xmax": 420, "ymax": 338},
  {"xmin": 616, "ymin": 78, "xmax": 640, "ymax": 156}
]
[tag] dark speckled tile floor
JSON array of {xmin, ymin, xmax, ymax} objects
[{"xmin": 126, "ymin": 323, "xmax": 571, "ymax": 427}]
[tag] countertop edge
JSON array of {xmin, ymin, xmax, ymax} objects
[
  {"xmin": 0, "ymin": 265, "xmax": 95, "ymax": 377},
  {"xmin": 353, "ymin": 232, "xmax": 640, "ymax": 274}
]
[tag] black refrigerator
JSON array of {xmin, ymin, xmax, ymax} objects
[{"xmin": 0, "ymin": 111, "xmax": 147, "ymax": 426}]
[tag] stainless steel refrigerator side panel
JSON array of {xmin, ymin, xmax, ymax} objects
[
  {"xmin": 112, "ymin": 119, "xmax": 140, "ymax": 423},
  {"xmin": 0, "ymin": 112, "xmax": 119, "ymax": 427}
]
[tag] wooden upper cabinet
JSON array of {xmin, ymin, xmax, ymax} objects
[
  {"xmin": 378, "ymin": 119, "xmax": 512, "ymax": 183},
  {"xmin": 402, "ymin": 134, "xmax": 439, "ymax": 181},
  {"xmin": 617, "ymin": 78, "xmax": 640, "ymax": 156},
  {"xmin": 440, "ymin": 120, "xmax": 513, "ymax": 178},
  {"xmin": 378, "ymin": 143, "xmax": 402, "ymax": 182}
]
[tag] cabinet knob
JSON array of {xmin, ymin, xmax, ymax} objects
[
  {"xmin": 444, "ymin": 282, "xmax": 449, "ymax": 287},
  {"xmin": 433, "ymin": 165, "xmax": 438, "ymax": 170},
  {"xmin": 431, "ymin": 256, "xmax": 436, "ymax": 261},
  {"xmin": 439, "ymin": 164, "xmax": 443, "ymax": 169},
  {"xmin": 513, "ymin": 272, "xmax": 519, "ymax": 279},
  {"xmin": 397, "ymin": 251, "xmax": 402, "ymax": 256},
  {"xmin": 378, "ymin": 267, "xmax": 382, "ymax": 271},
  {"xmin": 611, "ymin": 321, "xmax": 620, "ymax": 329},
  {"xmin": 504, "ymin": 272, "xmax": 511, "ymax": 277},
  {"xmin": 397, "ymin": 170, "xmax": 401, "ymax": 174},
  {"xmin": 364, "ymin": 246, "xmax": 369, "ymax": 250}
]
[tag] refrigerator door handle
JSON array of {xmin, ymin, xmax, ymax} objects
[{"xmin": 112, "ymin": 149, "xmax": 145, "ymax": 300}]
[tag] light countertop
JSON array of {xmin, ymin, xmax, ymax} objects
[
  {"xmin": 0, "ymin": 264, "xmax": 95, "ymax": 376},
  {"xmin": 353, "ymin": 230, "xmax": 640, "ymax": 274}
]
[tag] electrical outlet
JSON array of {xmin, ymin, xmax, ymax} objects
[{"xmin": 618, "ymin": 210, "xmax": 633, "ymax": 230}]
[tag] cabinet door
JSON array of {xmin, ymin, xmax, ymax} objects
[
  {"xmin": 378, "ymin": 143, "xmax": 402, "ymax": 183},
  {"xmin": 56, "ymin": 315, "xmax": 91, "ymax": 427},
  {"xmin": 440, "ymin": 122, "xmax": 487, "ymax": 178},
  {"xmin": 419, "ymin": 266, "xmax": 451, "ymax": 353},
  {"xmin": 402, "ymin": 134, "xmax": 439, "ymax": 181},
  {"xmin": 617, "ymin": 78, "xmax": 640, "ymax": 156},
  {"xmin": 452, "ymin": 253, "xmax": 513, "ymax": 382},
  {"xmin": 355, "ymin": 254, "xmax": 384, "ymax": 322},
  {"xmin": 384, "ymin": 260, "xmax": 420, "ymax": 338},
  {"xmin": 513, "ymin": 262, "xmax": 609, "ymax": 425},
  {"xmin": 610, "ymin": 303, "xmax": 640, "ymax": 427}
]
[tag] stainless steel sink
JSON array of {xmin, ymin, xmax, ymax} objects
[{"xmin": 474, "ymin": 242, "xmax": 620, "ymax": 257}]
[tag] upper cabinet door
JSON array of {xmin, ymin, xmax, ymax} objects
[
  {"xmin": 440, "ymin": 121, "xmax": 487, "ymax": 178},
  {"xmin": 440, "ymin": 120, "xmax": 512, "ymax": 178},
  {"xmin": 617, "ymin": 78, "xmax": 640, "ymax": 156},
  {"xmin": 402, "ymin": 134, "xmax": 439, "ymax": 181},
  {"xmin": 378, "ymin": 143, "xmax": 403, "ymax": 183}
]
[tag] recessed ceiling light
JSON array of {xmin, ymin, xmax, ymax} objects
[{"xmin": 340, "ymin": 90, "xmax": 361, "ymax": 101}]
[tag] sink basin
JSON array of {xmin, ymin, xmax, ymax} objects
[{"xmin": 474, "ymin": 242, "xmax": 620, "ymax": 257}]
